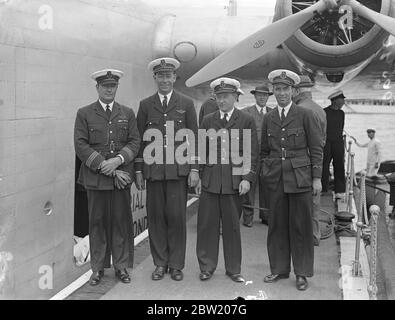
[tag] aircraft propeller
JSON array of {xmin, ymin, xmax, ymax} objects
[{"xmin": 186, "ymin": 0, "xmax": 395, "ymax": 87}]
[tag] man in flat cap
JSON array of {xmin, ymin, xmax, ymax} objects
[
  {"xmin": 260, "ymin": 69, "xmax": 323, "ymax": 290},
  {"xmin": 322, "ymin": 90, "xmax": 346, "ymax": 199},
  {"xmin": 293, "ymin": 75, "xmax": 326, "ymax": 246},
  {"xmin": 196, "ymin": 77, "xmax": 258, "ymax": 283},
  {"xmin": 135, "ymin": 57, "xmax": 199, "ymax": 281},
  {"xmin": 241, "ymin": 84, "xmax": 274, "ymax": 227},
  {"xmin": 351, "ymin": 128, "xmax": 382, "ymax": 176},
  {"xmin": 74, "ymin": 69, "xmax": 140, "ymax": 285}
]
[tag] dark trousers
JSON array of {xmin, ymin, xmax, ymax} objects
[
  {"xmin": 196, "ymin": 192, "xmax": 242, "ymax": 275},
  {"xmin": 87, "ymin": 189, "xmax": 134, "ymax": 272},
  {"xmin": 322, "ymin": 139, "xmax": 345, "ymax": 193},
  {"xmin": 242, "ymin": 162, "xmax": 270, "ymax": 223},
  {"xmin": 146, "ymin": 178, "xmax": 187, "ymax": 270},
  {"xmin": 267, "ymin": 184, "xmax": 314, "ymax": 277}
]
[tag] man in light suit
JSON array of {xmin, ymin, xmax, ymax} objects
[
  {"xmin": 260, "ymin": 69, "xmax": 323, "ymax": 291},
  {"xmin": 196, "ymin": 77, "xmax": 258, "ymax": 283},
  {"xmin": 241, "ymin": 84, "xmax": 273, "ymax": 227},
  {"xmin": 135, "ymin": 57, "xmax": 199, "ymax": 281}
]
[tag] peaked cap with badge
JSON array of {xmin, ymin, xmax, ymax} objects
[
  {"xmin": 148, "ymin": 57, "xmax": 180, "ymax": 74},
  {"xmin": 91, "ymin": 69, "xmax": 124, "ymax": 85},
  {"xmin": 268, "ymin": 69, "xmax": 300, "ymax": 87},
  {"xmin": 210, "ymin": 77, "xmax": 243, "ymax": 95}
]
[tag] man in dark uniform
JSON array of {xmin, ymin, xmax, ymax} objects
[
  {"xmin": 260, "ymin": 69, "xmax": 323, "ymax": 291},
  {"xmin": 241, "ymin": 84, "xmax": 273, "ymax": 227},
  {"xmin": 198, "ymin": 89, "xmax": 218, "ymax": 126},
  {"xmin": 74, "ymin": 69, "xmax": 140, "ymax": 285},
  {"xmin": 135, "ymin": 57, "xmax": 199, "ymax": 281},
  {"xmin": 293, "ymin": 75, "xmax": 327, "ymax": 246},
  {"xmin": 322, "ymin": 90, "xmax": 346, "ymax": 199},
  {"xmin": 196, "ymin": 77, "xmax": 258, "ymax": 283}
]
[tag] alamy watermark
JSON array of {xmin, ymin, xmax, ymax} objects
[{"xmin": 142, "ymin": 121, "xmax": 252, "ymax": 175}]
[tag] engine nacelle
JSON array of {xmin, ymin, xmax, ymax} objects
[{"xmin": 274, "ymin": 0, "xmax": 394, "ymax": 82}]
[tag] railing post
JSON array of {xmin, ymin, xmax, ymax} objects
[
  {"xmin": 352, "ymin": 170, "xmax": 366, "ymax": 277},
  {"xmin": 368, "ymin": 205, "xmax": 379, "ymax": 300},
  {"xmin": 347, "ymin": 153, "xmax": 355, "ymax": 210},
  {"xmin": 345, "ymin": 140, "xmax": 352, "ymax": 204}
]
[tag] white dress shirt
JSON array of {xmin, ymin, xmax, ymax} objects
[
  {"xmin": 99, "ymin": 100, "xmax": 114, "ymax": 111},
  {"xmin": 220, "ymin": 107, "xmax": 235, "ymax": 121},
  {"xmin": 158, "ymin": 91, "xmax": 173, "ymax": 105},
  {"xmin": 277, "ymin": 101, "xmax": 292, "ymax": 118}
]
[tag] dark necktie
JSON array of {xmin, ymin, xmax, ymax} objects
[
  {"xmin": 259, "ymin": 107, "xmax": 264, "ymax": 116},
  {"xmin": 106, "ymin": 105, "xmax": 111, "ymax": 118},
  {"xmin": 223, "ymin": 112, "xmax": 229, "ymax": 124},
  {"xmin": 281, "ymin": 108, "xmax": 286, "ymax": 123},
  {"xmin": 162, "ymin": 95, "xmax": 167, "ymax": 109}
]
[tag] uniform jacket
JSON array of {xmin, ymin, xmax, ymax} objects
[
  {"xmin": 74, "ymin": 101, "xmax": 140, "ymax": 190},
  {"xmin": 260, "ymin": 103, "xmax": 323, "ymax": 193},
  {"xmin": 200, "ymin": 108, "xmax": 259, "ymax": 194},
  {"xmin": 242, "ymin": 104, "xmax": 274, "ymax": 145},
  {"xmin": 198, "ymin": 97, "xmax": 218, "ymax": 126},
  {"xmin": 294, "ymin": 93, "xmax": 327, "ymax": 147},
  {"xmin": 135, "ymin": 90, "xmax": 198, "ymax": 181}
]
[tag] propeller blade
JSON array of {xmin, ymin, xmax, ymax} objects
[
  {"xmin": 186, "ymin": 0, "xmax": 332, "ymax": 87},
  {"xmin": 346, "ymin": 0, "xmax": 395, "ymax": 36}
]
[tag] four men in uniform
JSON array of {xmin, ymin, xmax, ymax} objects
[{"xmin": 74, "ymin": 59, "xmax": 327, "ymax": 291}]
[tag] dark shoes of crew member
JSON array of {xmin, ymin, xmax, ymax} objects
[
  {"xmin": 89, "ymin": 270, "xmax": 104, "ymax": 286},
  {"xmin": 89, "ymin": 268, "xmax": 131, "ymax": 285},
  {"xmin": 263, "ymin": 273, "xmax": 289, "ymax": 283},
  {"xmin": 151, "ymin": 266, "xmax": 184, "ymax": 281},
  {"xmin": 199, "ymin": 270, "xmax": 244, "ymax": 282},
  {"xmin": 263, "ymin": 273, "xmax": 308, "ymax": 290},
  {"xmin": 115, "ymin": 268, "xmax": 131, "ymax": 283},
  {"xmin": 296, "ymin": 275, "xmax": 308, "ymax": 291}
]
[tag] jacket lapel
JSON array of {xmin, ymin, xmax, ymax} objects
[
  {"xmin": 110, "ymin": 102, "xmax": 121, "ymax": 121},
  {"xmin": 282, "ymin": 103, "xmax": 297, "ymax": 127},
  {"xmin": 152, "ymin": 93, "xmax": 165, "ymax": 114},
  {"xmin": 93, "ymin": 101, "xmax": 109, "ymax": 121},
  {"xmin": 271, "ymin": 107, "xmax": 282, "ymax": 127},
  {"xmin": 225, "ymin": 108, "xmax": 239, "ymax": 129},
  {"xmin": 166, "ymin": 91, "xmax": 179, "ymax": 114}
]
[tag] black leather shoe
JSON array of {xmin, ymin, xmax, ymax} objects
[
  {"xmin": 169, "ymin": 268, "xmax": 183, "ymax": 281},
  {"xmin": 152, "ymin": 266, "xmax": 168, "ymax": 280},
  {"xmin": 199, "ymin": 271, "xmax": 213, "ymax": 281},
  {"xmin": 261, "ymin": 219, "xmax": 268, "ymax": 225},
  {"xmin": 243, "ymin": 221, "xmax": 253, "ymax": 228},
  {"xmin": 115, "ymin": 269, "xmax": 131, "ymax": 284},
  {"xmin": 89, "ymin": 270, "xmax": 104, "ymax": 286},
  {"xmin": 226, "ymin": 272, "xmax": 245, "ymax": 283},
  {"xmin": 263, "ymin": 273, "xmax": 289, "ymax": 283},
  {"xmin": 296, "ymin": 276, "xmax": 308, "ymax": 291}
]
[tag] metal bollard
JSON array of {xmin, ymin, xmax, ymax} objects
[{"xmin": 368, "ymin": 205, "xmax": 379, "ymax": 300}]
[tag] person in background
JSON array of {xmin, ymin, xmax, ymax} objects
[
  {"xmin": 74, "ymin": 69, "xmax": 140, "ymax": 286},
  {"xmin": 241, "ymin": 84, "xmax": 273, "ymax": 227},
  {"xmin": 293, "ymin": 75, "xmax": 326, "ymax": 246},
  {"xmin": 351, "ymin": 128, "xmax": 382, "ymax": 176},
  {"xmin": 199, "ymin": 88, "xmax": 219, "ymax": 126},
  {"xmin": 322, "ymin": 90, "xmax": 346, "ymax": 199}
]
